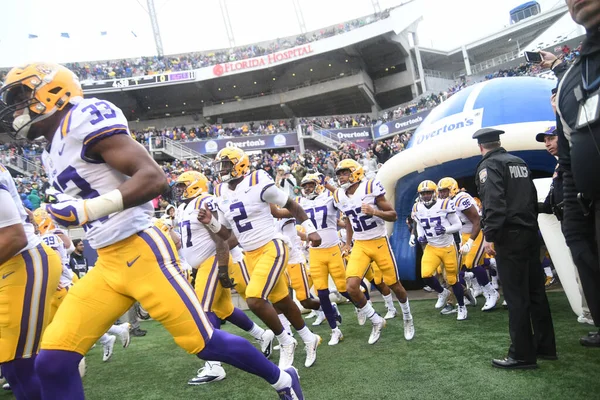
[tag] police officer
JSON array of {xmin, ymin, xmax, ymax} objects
[
  {"xmin": 536, "ymin": 126, "xmax": 564, "ymax": 220},
  {"xmin": 554, "ymin": 0, "xmax": 600, "ymax": 347},
  {"xmin": 473, "ymin": 128, "xmax": 556, "ymax": 369}
]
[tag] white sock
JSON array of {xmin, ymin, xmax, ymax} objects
[
  {"xmin": 206, "ymin": 361, "xmax": 222, "ymax": 368},
  {"xmin": 383, "ymin": 293, "xmax": 395, "ymax": 311},
  {"xmin": 544, "ymin": 267, "xmax": 553, "ymax": 277},
  {"xmin": 107, "ymin": 324, "xmax": 123, "ymax": 336},
  {"xmin": 398, "ymin": 299, "xmax": 412, "ymax": 319},
  {"xmin": 278, "ymin": 314, "xmax": 293, "ymax": 336},
  {"xmin": 99, "ymin": 334, "xmax": 112, "ymax": 345},
  {"xmin": 276, "ymin": 331, "xmax": 294, "ymax": 346},
  {"xmin": 296, "ymin": 326, "xmax": 316, "ymax": 344},
  {"xmin": 272, "ymin": 369, "xmax": 292, "ymax": 391},
  {"xmin": 248, "ymin": 323, "xmax": 265, "ymax": 340},
  {"xmin": 359, "ymin": 302, "xmax": 382, "ymax": 323}
]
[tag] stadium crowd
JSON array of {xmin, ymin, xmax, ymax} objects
[{"xmin": 61, "ymin": 11, "xmax": 390, "ymax": 82}]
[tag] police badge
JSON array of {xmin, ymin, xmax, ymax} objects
[{"xmin": 479, "ymin": 168, "xmax": 487, "ymax": 183}]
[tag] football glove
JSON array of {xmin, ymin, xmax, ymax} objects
[
  {"xmin": 417, "ymin": 236, "xmax": 428, "ymax": 245},
  {"xmin": 434, "ymin": 223, "xmax": 446, "ymax": 235},
  {"xmin": 408, "ymin": 235, "xmax": 416, "ymax": 247},
  {"xmin": 460, "ymin": 238, "xmax": 474, "ymax": 254},
  {"xmin": 217, "ymin": 265, "xmax": 236, "ymax": 289},
  {"xmin": 45, "ymin": 191, "xmax": 89, "ymax": 228}
]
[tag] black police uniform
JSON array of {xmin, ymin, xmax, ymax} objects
[
  {"xmin": 473, "ymin": 128, "xmax": 556, "ymax": 367},
  {"xmin": 535, "ymin": 131, "xmax": 564, "ymax": 221},
  {"xmin": 555, "ymin": 28, "xmax": 600, "ymax": 345}
]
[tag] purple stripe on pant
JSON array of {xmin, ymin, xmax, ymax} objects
[
  {"xmin": 260, "ymin": 240, "xmax": 285, "ymax": 299},
  {"xmin": 15, "ymin": 248, "xmax": 36, "ymax": 359},
  {"xmin": 205, "ymin": 259, "xmax": 219, "ymax": 312},
  {"xmin": 31, "ymin": 245, "xmax": 49, "ymax": 355},
  {"xmin": 138, "ymin": 229, "xmax": 211, "ymax": 339}
]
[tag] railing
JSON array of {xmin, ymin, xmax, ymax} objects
[
  {"xmin": 149, "ymin": 137, "xmax": 212, "ymax": 162},
  {"xmin": 423, "ymin": 69, "xmax": 454, "ymax": 80},
  {"xmin": 300, "ymin": 123, "xmax": 368, "ymax": 149},
  {"xmin": 0, "ymin": 152, "xmax": 44, "ymax": 176},
  {"xmin": 468, "ymin": 49, "xmax": 523, "ymax": 76}
]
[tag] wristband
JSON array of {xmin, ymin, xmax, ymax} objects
[
  {"xmin": 84, "ymin": 189, "xmax": 124, "ymax": 221},
  {"xmin": 301, "ymin": 219, "xmax": 317, "ymax": 235},
  {"xmin": 205, "ymin": 215, "xmax": 222, "ymax": 233}
]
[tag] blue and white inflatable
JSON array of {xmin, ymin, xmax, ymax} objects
[{"xmin": 378, "ymin": 76, "xmax": 582, "ymax": 315}]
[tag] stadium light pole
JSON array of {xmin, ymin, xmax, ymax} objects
[
  {"xmin": 371, "ymin": 0, "xmax": 381, "ymax": 15},
  {"xmin": 220, "ymin": 0, "xmax": 236, "ymax": 48},
  {"xmin": 147, "ymin": 0, "xmax": 165, "ymax": 57},
  {"xmin": 291, "ymin": 0, "xmax": 307, "ymax": 34}
]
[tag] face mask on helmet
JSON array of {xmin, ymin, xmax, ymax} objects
[
  {"xmin": 336, "ymin": 169, "xmax": 351, "ymax": 189},
  {"xmin": 0, "ymin": 84, "xmax": 44, "ymax": 139},
  {"xmin": 301, "ymin": 182, "xmax": 318, "ymax": 199},
  {"xmin": 215, "ymin": 158, "xmax": 234, "ymax": 182},
  {"xmin": 419, "ymin": 190, "xmax": 436, "ymax": 206}
]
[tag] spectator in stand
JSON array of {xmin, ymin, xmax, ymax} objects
[{"xmin": 69, "ymin": 239, "xmax": 89, "ymax": 278}]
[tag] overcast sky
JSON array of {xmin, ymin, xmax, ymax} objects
[{"xmin": 0, "ymin": 0, "xmax": 579, "ymax": 67}]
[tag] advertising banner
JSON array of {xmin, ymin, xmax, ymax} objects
[
  {"xmin": 181, "ymin": 133, "xmax": 299, "ymax": 154},
  {"xmin": 373, "ymin": 110, "xmax": 431, "ymax": 140}
]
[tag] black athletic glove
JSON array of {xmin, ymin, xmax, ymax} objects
[{"xmin": 218, "ymin": 265, "xmax": 236, "ymax": 289}]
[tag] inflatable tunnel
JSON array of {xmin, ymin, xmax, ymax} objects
[{"xmin": 377, "ymin": 77, "xmax": 558, "ymax": 284}]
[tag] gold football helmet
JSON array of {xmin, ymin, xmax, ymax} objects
[
  {"xmin": 32, "ymin": 208, "xmax": 56, "ymax": 235},
  {"xmin": 437, "ymin": 177, "xmax": 459, "ymax": 199},
  {"xmin": 0, "ymin": 62, "xmax": 83, "ymax": 138},
  {"xmin": 335, "ymin": 159, "xmax": 364, "ymax": 189},
  {"xmin": 300, "ymin": 173, "xmax": 322, "ymax": 200},
  {"xmin": 214, "ymin": 147, "xmax": 250, "ymax": 182},
  {"xmin": 176, "ymin": 171, "xmax": 208, "ymax": 199},
  {"xmin": 417, "ymin": 180, "xmax": 437, "ymax": 206}
]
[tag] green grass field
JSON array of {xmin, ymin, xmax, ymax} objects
[{"xmin": 5, "ymin": 292, "xmax": 599, "ymax": 400}]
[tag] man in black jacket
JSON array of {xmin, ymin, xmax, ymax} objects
[
  {"xmin": 555, "ymin": 0, "xmax": 600, "ymax": 347},
  {"xmin": 473, "ymin": 128, "xmax": 556, "ymax": 369}
]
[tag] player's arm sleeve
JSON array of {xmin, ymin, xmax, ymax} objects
[
  {"xmin": 262, "ymin": 184, "xmax": 289, "ymax": 207},
  {"xmin": 445, "ymin": 211, "xmax": 463, "ymax": 234},
  {"xmin": 372, "ymin": 179, "xmax": 386, "ymax": 201},
  {"xmin": 0, "ymin": 189, "xmax": 22, "ymax": 228},
  {"xmin": 481, "ymin": 163, "xmax": 506, "ymax": 242}
]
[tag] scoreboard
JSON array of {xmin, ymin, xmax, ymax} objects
[{"xmin": 82, "ymin": 70, "xmax": 196, "ymax": 93}]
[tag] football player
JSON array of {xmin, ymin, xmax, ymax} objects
[
  {"xmin": 176, "ymin": 171, "xmax": 276, "ymax": 384},
  {"xmin": 273, "ymin": 174, "xmax": 344, "ymax": 346},
  {"xmin": 0, "ymin": 63, "xmax": 303, "ymax": 400},
  {"xmin": 0, "ymin": 163, "xmax": 62, "ymax": 399},
  {"xmin": 412, "ymin": 180, "xmax": 467, "ymax": 320},
  {"xmin": 437, "ymin": 178, "xmax": 499, "ymax": 311},
  {"xmin": 199, "ymin": 147, "xmax": 322, "ymax": 369},
  {"xmin": 334, "ymin": 159, "xmax": 414, "ymax": 344}
]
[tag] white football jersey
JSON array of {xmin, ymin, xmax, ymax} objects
[
  {"xmin": 452, "ymin": 192, "xmax": 479, "ymax": 234},
  {"xmin": 42, "ymin": 97, "xmax": 153, "ymax": 249},
  {"xmin": 413, "ymin": 198, "xmax": 457, "ymax": 247},
  {"xmin": 0, "ymin": 164, "xmax": 40, "ymax": 253},
  {"xmin": 179, "ymin": 194, "xmax": 217, "ymax": 268},
  {"xmin": 40, "ymin": 231, "xmax": 73, "ymax": 289},
  {"xmin": 214, "ymin": 170, "xmax": 282, "ymax": 251},
  {"xmin": 333, "ymin": 178, "xmax": 387, "ymax": 241},
  {"xmin": 278, "ymin": 218, "xmax": 305, "ymax": 264},
  {"xmin": 297, "ymin": 191, "xmax": 339, "ymax": 249}
]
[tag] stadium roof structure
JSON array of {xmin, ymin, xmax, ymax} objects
[{"xmin": 416, "ymin": 3, "xmax": 569, "ymax": 75}]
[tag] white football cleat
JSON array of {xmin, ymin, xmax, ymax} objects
[
  {"xmin": 403, "ymin": 317, "xmax": 415, "ymax": 341},
  {"xmin": 2, "ymin": 383, "xmax": 10, "ymax": 391},
  {"xmin": 384, "ymin": 308, "xmax": 397, "ymax": 320},
  {"xmin": 577, "ymin": 315, "xmax": 595, "ymax": 325},
  {"xmin": 188, "ymin": 362, "xmax": 226, "ymax": 385},
  {"xmin": 278, "ymin": 338, "xmax": 297, "ymax": 369},
  {"xmin": 472, "ymin": 281, "xmax": 484, "ymax": 298},
  {"xmin": 305, "ymin": 310, "xmax": 317, "ymax": 319},
  {"xmin": 102, "ymin": 335, "xmax": 116, "ymax": 362},
  {"xmin": 312, "ymin": 311, "xmax": 326, "ymax": 326},
  {"xmin": 304, "ymin": 334, "xmax": 321, "ymax": 368},
  {"xmin": 328, "ymin": 328, "xmax": 343, "ymax": 346},
  {"xmin": 355, "ymin": 307, "xmax": 367, "ymax": 326},
  {"xmin": 435, "ymin": 289, "xmax": 451, "ymax": 309},
  {"xmin": 117, "ymin": 322, "xmax": 131, "ymax": 348},
  {"xmin": 457, "ymin": 305, "xmax": 468, "ymax": 321},
  {"xmin": 368, "ymin": 317, "xmax": 386, "ymax": 345},
  {"xmin": 423, "ymin": 285, "xmax": 434, "ymax": 292},
  {"xmin": 440, "ymin": 304, "xmax": 457, "ymax": 315},
  {"xmin": 259, "ymin": 329, "xmax": 275, "ymax": 359},
  {"xmin": 482, "ymin": 288, "xmax": 500, "ymax": 311},
  {"xmin": 464, "ymin": 287, "xmax": 477, "ymax": 307}
]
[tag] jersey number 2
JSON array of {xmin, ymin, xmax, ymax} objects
[{"xmin": 230, "ymin": 202, "xmax": 253, "ymax": 233}]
